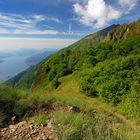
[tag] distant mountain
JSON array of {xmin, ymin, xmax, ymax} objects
[
  {"xmin": 13, "ymin": 48, "xmax": 39, "ymax": 56},
  {"xmin": 0, "ymin": 52, "xmax": 13, "ymax": 59},
  {"xmin": 25, "ymin": 49, "xmax": 57, "ymax": 66},
  {"xmin": 0, "ymin": 48, "xmax": 39, "ymax": 59}
]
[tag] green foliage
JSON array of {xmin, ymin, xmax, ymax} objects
[
  {"xmin": 50, "ymin": 78, "xmax": 60, "ymax": 89},
  {"xmin": 118, "ymin": 84, "xmax": 140, "ymax": 118},
  {"xmin": 76, "ymin": 54, "xmax": 140, "ymax": 105},
  {"xmin": 0, "ymin": 84, "xmax": 54, "ymax": 124}
]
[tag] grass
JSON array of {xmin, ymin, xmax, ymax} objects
[
  {"xmin": 29, "ymin": 112, "xmax": 48, "ymax": 125},
  {"xmin": 53, "ymin": 111, "xmax": 137, "ymax": 140},
  {"xmin": 0, "ymin": 79, "xmax": 140, "ymax": 139}
]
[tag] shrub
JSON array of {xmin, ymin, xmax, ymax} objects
[
  {"xmin": 51, "ymin": 78, "xmax": 60, "ymax": 89},
  {"xmin": 118, "ymin": 84, "xmax": 140, "ymax": 118}
]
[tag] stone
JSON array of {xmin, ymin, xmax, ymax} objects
[
  {"xmin": 0, "ymin": 120, "xmax": 58, "ymax": 140},
  {"xmin": 69, "ymin": 106, "xmax": 80, "ymax": 113},
  {"xmin": 11, "ymin": 116, "xmax": 16, "ymax": 122},
  {"xmin": 9, "ymin": 125, "xmax": 17, "ymax": 131}
]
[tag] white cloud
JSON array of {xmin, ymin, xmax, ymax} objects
[
  {"xmin": 73, "ymin": 0, "xmax": 138, "ymax": 28},
  {"xmin": 0, "ymin": 13, "xmax": 62, "ymax": 35},
  {"xmin": 0, "ymin": 12, "xmax": 86, "ymax": 37},
  {"xmin": 0, "ymin": 37, "xmax": 77, "ymax": 51},
  {"xmin": 119, "ymin": 0, "xmax": 139, "ymax": 11},
  {"xmin": 47, "ymin": 17, "xmax": 63, "ymax": 24},
  {"xmin": 0, "ymin": 28, "xmax": 59, "ymax": 35}
]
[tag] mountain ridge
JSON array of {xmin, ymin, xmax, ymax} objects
[
  {"xmin": 2, "ymin": 19, "xmax": 140, "ymax": 139},
  {"xmin": 7, "ymin": 23, "xmax": 119, "ymax": 88},
  {"xmin": 6, "ymin": 19, "xmax": 140, "ymax": 119}
]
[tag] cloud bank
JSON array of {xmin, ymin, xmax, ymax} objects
[
  {"xmin": 0, "ymin": 13, "xmax": 61, "ymax": 35},
  {"xmin": 0, "ymin": 12, "xmax": 84, "ymax": 37},
  {"xmin": 73, "ymin": 0, "xmax": 139, "ymax": 28}
]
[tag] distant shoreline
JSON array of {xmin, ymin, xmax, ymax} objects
[{"xmin": 0, "ymin": 56, "xmax": 29, "ymax": 81}]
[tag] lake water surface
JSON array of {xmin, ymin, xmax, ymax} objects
[{"xmin": 0, "ymin": 56, "xmax": 29, "ymax": 81}]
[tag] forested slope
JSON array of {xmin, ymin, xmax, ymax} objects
[
  {"xmin": 7, "ymin": 19, "xmax": 140, "ymax": 118},
  {"xmin": 32, "ymin": 19, "xmax": 140, "ymax": 118}
]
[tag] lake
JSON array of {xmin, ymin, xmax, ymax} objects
[{"xmin": 0, "ymin": 56, "xmax": 29, "ymax": 81}]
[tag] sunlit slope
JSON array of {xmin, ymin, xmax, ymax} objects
[
  {"xmin": 6, "ymin": 19, "xmax": 140, "ymax": 119},
  {"xmin": 6, "ymin": 64, "xmax": 39, "ymax": 89},
  {"xmin": 31, "ymin": 19, "xmax": 140, "ymax": 118},
  {"xmin": 33, "ymin": 19, "xmax": 140, "ymax": 89}
]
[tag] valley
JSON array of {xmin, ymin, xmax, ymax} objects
[{"xmin": 0, "ymin": 49, "xmax": 56, "ymax": 81}]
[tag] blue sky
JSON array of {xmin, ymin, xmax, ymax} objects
[{"xmin": 0, "ymin": 0, "xmax": 139, "ymax": 51}]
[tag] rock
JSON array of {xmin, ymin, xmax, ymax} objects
[
  {"xmin": 0, "ymin": 120, "xmax": 58, "ymax": 140},
  {"xmin": 1, "ymin": 128, "xmax": 7, "ymax": 132},
  {"xmin": 9, "ymin": 125, "xmax": 17, "ymax": 131},
  {"xmin": 91, "ymin": 110, "xmax": 97, "ymax": 117},
  {"xmin": 11, "ymin": 116, "xmax": 16, "ymax": 122},
  {"xmin": 47, "ymin": 122, "xmax": 53, "ymax": 128},
  {"xmin": 69, "ymin": 106, "xmax": 80, "ymax": 113},
  {"xmin": 18, "ymin": 121, "xmax": 27, "ymax": 126}
]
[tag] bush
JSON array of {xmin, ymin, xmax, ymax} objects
[
  {"xmin": 51, "ymin": 78, "xmax": 60, "ymax": 89},
  {"xmin": 76, "ymin": 54, "xmax": 140, "ymax": 106},
  {"xmin": 118, "ymin": 84, "xmax": 140, "ymax": 118}
]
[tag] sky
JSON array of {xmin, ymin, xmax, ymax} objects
[{"xmin": 0, "ymin": 0, "xmax": 139, "ymax": 51}]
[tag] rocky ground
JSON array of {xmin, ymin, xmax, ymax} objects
[
  {"xmin": 0, "ymin": 103, "xmax": 81, "ymax": 140},
  {"xmin": 0, "ymin": 120, "xmax": 58, "ymax": 140}
]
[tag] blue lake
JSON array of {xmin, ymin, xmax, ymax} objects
[{"xmin": 0, "ymin": 56, "xmax": 29, "ymax": 81}]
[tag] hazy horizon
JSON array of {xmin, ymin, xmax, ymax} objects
[{"xmin": 0, "ymin": 37, "xmax": 77, "ymax": 52}]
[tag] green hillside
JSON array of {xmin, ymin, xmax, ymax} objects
[
  {"xmin": 7, "ymin": 19, "xmax": 140, "ymax": 119},
  {"xmin": 33, "ymin": 20, "xmax": 140, "ymax": 88},
  {"xmin": 1, "ymin": 76, "xmax": 140, "ymax": 139},
  {"xmin": 7, "ymin": 24, "xmax": 118, "ymax": 89},
  {"xmin": 6, "ymin": 64, "xmax": 39, "ymax": 89},
  {"xmin": 29, "ymin": 20, "xmax": 139, "ymax": 118},
  {"xmin": 2, "ymin": 19, "xmax": 140, "ymax": 139}
]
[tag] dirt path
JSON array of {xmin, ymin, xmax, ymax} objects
[
  {"xmin": 112, "ymin": 111, "xmax": 140, "ymax": 130},
  {"xmin": 58, "ymin": 75, "xmax": 140, "ymax": 130}
]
